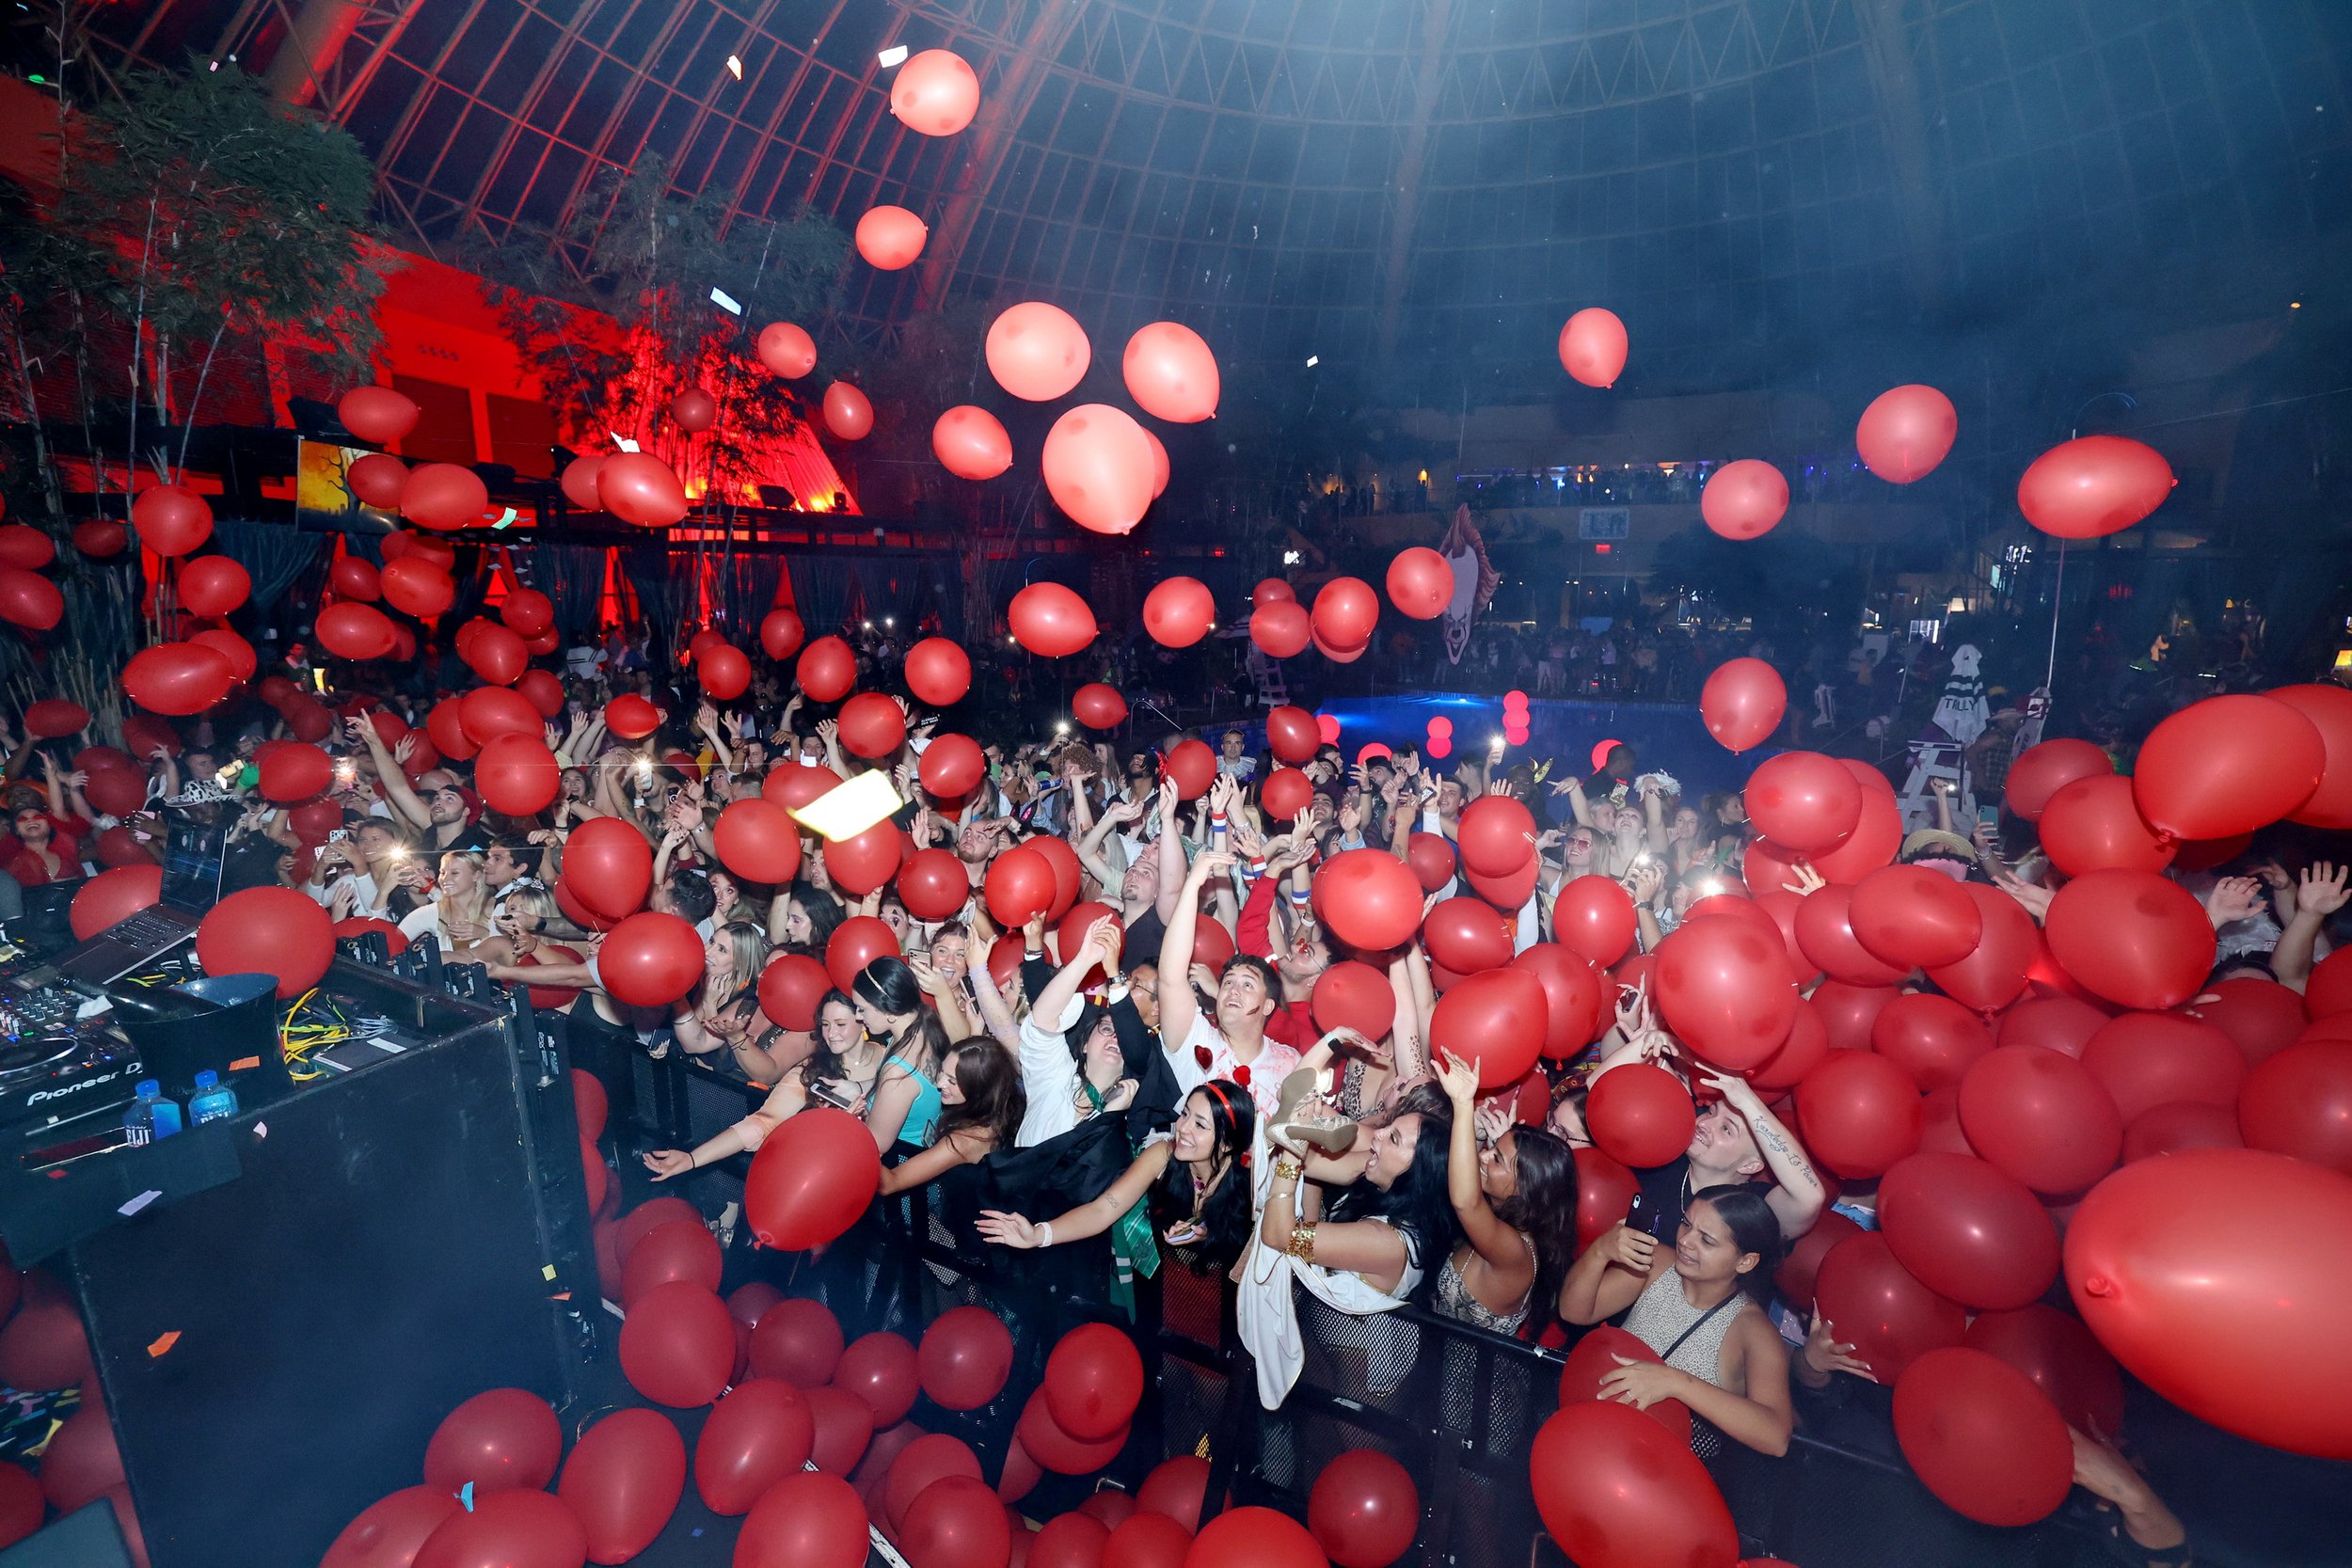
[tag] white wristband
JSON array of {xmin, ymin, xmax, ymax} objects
[{"xmin": 1037, "ymin": 1222, "xmax": 1054, "ymax": 1249}]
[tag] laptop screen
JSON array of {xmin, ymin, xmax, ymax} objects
[{"xmin": 157, "ymin": 815, "xmax": 226, "ymax": 910}]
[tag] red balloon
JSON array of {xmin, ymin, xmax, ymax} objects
[
  {"xmin": 918, "ymin": 1306, "xmax": 1015, "ymax": 1411},
  {"xmin": 1871, "ymin": 992, "xmax": 1993, "ymax": 1091},
  {"xmin": 72, "ymin": 518, "xmax": 128, "ymax": 558},
  {"xmin": 901, "ymin": 1475, "xmax": 1012, "ymax": 1568},
  {"xmin": 0, "ymin": 565, "xmax": 60, "ymax": 631},
  {"xmin": 1250, "ymin": 599, "xmax": 1311, "ymax": 659},
  {"xmin": 1044, "ymin": 1323, "xmax": 1143, "ymax": 1442},
  {"xmin": 1136, "ymin": 1456, "xmax": 1213, "ymax": 1531},
  {"xmin": 470, "ymin": 732, "xmax": 556, "ymax": 817},
  {"xmin": 462, "ymin": 685, "xmax": 541, "ymax": 748},
  {"xmin": 1510, "ymin": 944, "xmax": 1604, "ymax": 1058},
  {"xmin": 411, "ymin": 1488, "xmax": 586, "ymax": 1568},
  {"xmin": 1310, "ymin": 577, "xmax": 1379, "ymax": 651},
  {"xmin": 23, "ymin": 697, "xmax": 88, "ymax": 739},
  {"xmin": 1880, "ymin": 1152, "xmax": 2059, "ymax": 1310},
  {"xmin": 1744, "ymin": 752, "xmax": 1861, "ymax": 853},
  {"xmin": 1585, "ymin": 1063, "xmax": 1693, "ymax": 1168},
  {"xmin": 317, "ymin": 601, "xmax": 397, "ymax": 661},
  {"xmin": 339, "ymin": 385, "xmax": 421, "ymax": 445},
  {"xmin": 1998, "ymin": 994, "xmax": 2110, "ymax": 1057},
  {"xmin": 689, "ymin": 643, "xmax": 747, "ymax": 703},
  {"xmin": 1804, "ymin": 790, "xmax": 1904, "ymax": 886},
  {"xmin": 0, "ymin": 525, "xmax": 49, "ymax": 571},
  {"xmin": 322, "ymin": 1486, "xmax": 464, "ymax": 1568},
  {"xmin": 818, "ymin": 381, "xmax": 874, "ymax": 442},
  {"xmin": 461, "ymin": 623, "xmax": 526, "ymax": 687},
  {"xmin": 1308, "ymin": 1449, "xmax": 1419, "ymax": 1568},
  {"xmin": 1032, "ymin": 1513, "xmax": 1110, "ymax": 1568},
  {"xmin": 1310, "ymin": 848, "xmax": 1425, "ymax": 953},
  {"xmin": 1161, "ymin": 738, "xmax": 1216, "ymax": 801},
  {"xmin": 695, "ymin": 1379, "xmax": 815, "ymax": 1515},
  {"xmin": 563, "ymin": 816, "xmax": 652, "ymax": 919},
  {"xmin": 891, "ymin": 47, "xmax": 981, "ymax": 135},
  {"xmin": 855, "ymin": 205, "xmax": 929, "ymax": 270},
  {"xmin": 2065, "ymin": 1148, "xmax": 2352, "ymax": 1459},
  {"xmin": 516, "ymin": 667, "xmax": 564, "ymax": 720},
  {"xmin": 598, "ymin": 452, "xmax": 690, "ymax": 527},
  {"xmin": 751, "ymin": 955, "xmax": 830, "ymax": 1036},
  {"xmin": 886, "ymin": 1434, "xmax": 984, "ymax": 1531},
  {"xmin": 2131, "ymin": 693, "xmax": 2326, "ymax": 842},
  {"xmin": 834, "ymin": 1330, "xmax": 920, "ymax": 1429},
  {"xmin": 1072, "ymin": 684, "xmax": 1129, "ymax": 731},
  {"xmin": 1958, "ymin": 1046, "xmax": 2122, "ymax": 1196},
  {"xmin": 500, "ymin": 588, "xmax": 553, "ymax": 638},
  {"xmin": 827, "ymin": 916, "xmax": 899, "ymax": 990},
  {"xmin": 750, "ymin": 1296, "xmax": 846, "ymax": 1386},
  {"xmin": 2017, "ymin": 434, "xmax": 2174, "ymax": 539},
  {"xmin": 1653, "ymin": 913, "xmax": 1801, "ymax": 1071},
  {"xmin": 1422, "ymin": 896, "xmax": 1512, "ymax": 974},
  {"xmin": 1009, "ymin": 582, "xmax": 1098, "ymax": 657},
  {"xmin": 2045, "ymin": 869, "xmax": 2215, "ymax": 1011},
  {"xmin": 558, "ymin": 1408, "xmax": 685, "ymax": 1563},
  {"xmin": 2080, "ymin": 1011, "xmax": 2244, "ymax": 1125},
  {"xmin": 747, "ymin": 1106, "xmax": 881, "ymax": 1250},
  {"xmin": 131, "ymin": 483, "xmax": 214, "ymax": 556},
  {"xmin": 1555, "ymin": 1323, "xmax": 1692, "ymax": 1443},
  {"xmin": 1182, "ymin": 1508, "xmax": 1323, "ymax": 1568},
  {"xmin": 709, "ymin": 800, "xmax": 802, "ymax": 887},
  {"xmin": 1964, "ymin": 1304, "xmax": 2125, "ymax": 1438},
  {"xmin": 71, "ymin": 864, "xmax": 163, "ymax": 942},
  {"xmin": 196, "ymin": 885, "xmax": 332, "ymax": 998},
  {"xmin": 739, "ymin": 1470, "xmax": 871, "ymax": 1568},
  {"xmin": 1262, "ymin": 705, "xmax": 1318, "ymax": 765},
  {"xmin": 1257, "ymin": 766, "xmax": 1313, "ymax": 822},
  {"xmin": 1699, "ymin": 657, "xmax": 1786, "ymax": 752},
  {"xmin": 1015, "ymin": 1388, "xmax": 1127, "ymax": 1477},
  {"xmin": 1748, "ymin": 997, "xmax": 1830, "ymax": 1090},
  {"xmin": 1854, "ymin": 385, "xmax": 1958, "ymax": 483},
  {"xmin": 1555, "ymin": 308, "xmax": 1629, "ymax": 388},
  {"xmin": 2268, "ymin": 683, "xmax": 2352, "ymax": 830},
  {"xmin": 756, "ymin": 321, "xmax": 818, "ymax": 379},
  {"xmin": 1773, "ymin": 1209, "xmax": 1860, "ymax": 1315},
  {"xmin": 1303, "ymin": 961, "xmax": 1392, "ymax": 1044},
  {"xmin": 400, "ymin": 463, "xmax": 488, "ymax": 531},
  {"xmin": 1794, "ymin": 885, "xmax": 1908, "ymax": 986},
  {"xmin": 823, "ymin": 819, "xmax": 903, "ymax": 898},
  {"xmin": 1403, "ymin": 831, "xmax": 1456, "ymax": 893},
  {"xmin": 794, "ymin": 635, "xmax": 858, "ymax": 703},
  {"xmin": 932, "ymin": 405, "xmax": 1013, "ymax": 481},
  {"xmin": 1122, "ymin": 321, "xmax": 1220, "ymax": 422},
  {"xmin": 1893, "ymin": 1348, "xmax": 2074, "ymax": 1526},
  {"xmin": 981, "ymin": 844, "xmax": 1055, "ymax": 927},
  {"xmin": 2124, "ymin": 1098, "xmax": 2245, "ymax": 1163},
  {"xmin": 1697, "ymin": 458, "xmax": 1789, "ymax": 540},
  {"xmin": 119, "ymin": 641, "xmax": 231, "ymax": 715},
  {"xmin": 1552, "ymin": 876, "xmax": 1637, "ymax": 966},
  {"xmin": 1813, "ymin": 1231, "xmax": 1966, "ymax": 1381},
  {"xmin": 987, "ymin": 303, "xmax": 1091, "ymax": 402},
  {"xmin": 1925, "ymin": 882, "xmax": 2038, "ymax": 1013},
  {"xmin": 380, "ymin": 556, "xmax": 455, "ymax": 619},
  {"xmin": 2004, "ymin": 738, "xmax": 2112, "ymax": 822},
  {"xmin": 622, "ymin": 1218, "xmax": 723, "ymax": 1306},
  {"xmin": 1142, "ymin": 578, "xmax": 1216, "ymax": 648},
  {"xmin": 1382, "ymin": 547, "xmax": 1454, "ymax": 621},
  {"xmin": 1528, "ymin": 1402, "xmax": 1736, "ymax": 1568},
  {"xmin": 1796, "ymin": 1051, "xmax": 1921, "ymax": 1178},
  {"xmin": 256, "ymin": 741, "xmax": 332, "ymax": 803},
  {"xmin": 917, "ymin": 736, "xmax": 985, "ymax": 800},
  {"xmin": 557, "ymin": 453, "xmax": 604, "ymax": 511},
  {"xmin": 1431, "ymin": 967, "xmax": 1549, "ymax": 1090},
  {"xmin": 899, "ymin": 638, "xmax": 973, "ymax": 708},
  {"xmin": 1848, "ymin": 864, "xmax": 1982, "ymax": 972},
  {"xmin": 179, "ymin": 553, "xmax": 251, "ymax": 618},
  {"xmin": 1043, "ymin": 404, "xmax": 1157, "ymax": 535},
  {"xmin": 748, "ymin": 611, "xmax": 805, "ymax": 668},
  {"xmin": 2233, "ymin": 1039, "xmax": 2351, "ymax": 1174},
  {"xmin": 596, "ymin": 911, "xmax": 705, "ymax": 1006},
  {"xmin": 833, "ymin": 692, "xmax": 905, "ymax": 760},
  {"xmin": 619, "ymin": 1280, "xmax": 735, "ymax": 1406},
  {"xmin": 423, "ymin": 1387, "xmax": 561, "ymax": 1494},
  {"xmin": 1455, "ymin": 794, "xmax": 1534, "ymax": 878}
]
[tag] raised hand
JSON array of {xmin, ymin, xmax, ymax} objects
[
  {"xmin": 2300, "ymin": 860, "xmax": 2350, "ymax": 918},
  {"xmin": 1802, "ymin": 1309, "xmax": 1877, "ymax": 1382}
]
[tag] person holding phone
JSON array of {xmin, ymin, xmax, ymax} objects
[{"xmin": 640, "ymin": 990, "xmax": 882, "ymax": 1179}]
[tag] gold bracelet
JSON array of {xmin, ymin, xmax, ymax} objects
[
  {"xmin": 1287, "ymin": 1221, "xmax": 1317, "ymax": 1263},
  {"xmin": 1272, "ymin": 1155, "xmax": 1303, "ymax": 1183}
]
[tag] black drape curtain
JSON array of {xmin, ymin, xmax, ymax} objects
[
  {"xmin": 787, "ymin": 557, "xmax": 855, "ymax": 637},
  {"xmin": 531, "ymin": 544, "xmax": 611, "ymax": 641},
  {"xmin": 212, "ymin": 520, "xmax": 324, "ymax": 618},
  {"xmin": 713, "ymin": 548, "xmax": 784, "ymax": 635}
]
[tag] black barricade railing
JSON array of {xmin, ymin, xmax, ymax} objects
[{"xmin": 611, "ymin": 1046, "xmax": 2124, "ymax": 1568}]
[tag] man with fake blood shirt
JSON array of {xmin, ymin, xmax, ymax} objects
[{"xmin": 1156, "ymin": 848, "xmax": 1298, "ymax": 1121}]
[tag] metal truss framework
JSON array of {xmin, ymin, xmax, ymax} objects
[{"xmin": 82, "ymin": 0, "xmax": 2352, "ymax": 389}]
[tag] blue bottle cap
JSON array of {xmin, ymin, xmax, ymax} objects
[
  {"xmin": 135, "ymin": 1079, "xmax": 159, "ymax": 1097},
  {"xmin": 194, "ymin": 1070, "xmax": 219, "ymax": 1090}
]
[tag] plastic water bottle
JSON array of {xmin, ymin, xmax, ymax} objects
[
  {"xmin": 188, "ymin": 1070, "xmax": 238, "ymax": 1125},
  {"xmin": 123, "ymin": 1081, "xmax": 183, "ymax": 1146}
]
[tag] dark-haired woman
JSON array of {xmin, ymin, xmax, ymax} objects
[
  {"xmin": 772, "ymin": 878, "xmax": 845, "ymax": 953},
  {"xmin": 1432, "ymin": 1053, "xmax": 1578, "ymax": 1338},
  {"xmin": 855, "ymin": 956, "xmax": 950, "ymax": 1151},
  {"xmin": 975, "ymin": 1078, "xmax": 1257, "ymax": 1274},
  {"xmin": 1559, "ymin": 1184, "xmax": 1794, "ymax": 1459},
  {"xmin": 876, "ymin": 1039, "xmax": 1026, "ymax": 1196},
  {"xmin": 637, "ymin": 990, "xmax": 880, "ymax": 1180}
]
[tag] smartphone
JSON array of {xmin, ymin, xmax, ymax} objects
[
  {"xmin": 1976, "ymin": 804, "xmax": 2000, "ymax": 829},
  {"xmin": 809, "ymin": 1079, "xmax": 856, "ymax": 1112}
]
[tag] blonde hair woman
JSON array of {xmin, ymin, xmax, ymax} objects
[
  {"xmin": 395, "ymin": 849, "xmax": 494, "ymax": 956},
  {"xmin": 673, "ymin": 920, "xmax": 785, "ymax": 1079}
]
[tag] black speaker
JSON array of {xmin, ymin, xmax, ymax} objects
[{"xmin": 60, "ymin": 957, "xmax": 598, "ymax": 1568}]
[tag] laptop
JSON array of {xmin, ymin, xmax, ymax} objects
[{"xmin": 37, "ymin": 814, "xmax": 229, "ymax": 985}]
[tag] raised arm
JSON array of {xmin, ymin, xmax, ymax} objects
[
  {"xmin": 351, "ymin": 719, "xmax": 432, "ymax": 830},
  {"xmin": 2275, "ymin": 861, "xmax": 2346, "ymax": 991},
  {"xmin": 1697, "ymin": 1067, "xmax": 1826, "ymax": 1239},
  {"xmin": 975, "ymin": 1142, "xmax": 1175, "ymax": 1250},
  {"xmin": 1558, "ymin": 1222, "xmax": 1666, "ymax": 1324},
  {"xmin": 1438, "ymin": 1053, "xmax": 1538, "ymax": 1280},
  {"xmin": 1155, "ymin": 849, "xmax": 1232, "ymax": 1050},
  {"xmin": 1154, "ymin": 779, "xmax": 1187, "ymax": 925}
]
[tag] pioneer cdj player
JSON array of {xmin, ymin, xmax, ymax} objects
[{"xmin": 0, "ymin": 955, "xmax": 145, "ymax": 1137}]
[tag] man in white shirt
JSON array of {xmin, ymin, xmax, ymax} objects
[{"xmin": 1155, "ymin": 849, "xmax": 1297, "ymax": 1120}]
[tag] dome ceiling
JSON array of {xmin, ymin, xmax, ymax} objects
[{"xmin": 92, "ymin": 0, "xmax": 2352, "ymax": 396}]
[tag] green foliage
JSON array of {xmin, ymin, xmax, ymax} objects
[
  {"xmin": 54, "ymin": 60, "xmax": 389, "ymax": 380},
  {"xmin": 465, "ymin": 156, "xmax": 849, "ymax": 499}
]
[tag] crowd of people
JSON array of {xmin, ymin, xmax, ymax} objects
[{"xmin": 15, "ymin": 613, "xmax": 2351, "ymax": 1567}]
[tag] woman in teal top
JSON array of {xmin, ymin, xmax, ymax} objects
[{"xmin": 854, "ymin": 957, "xmax": 950, "ymax": 1150}]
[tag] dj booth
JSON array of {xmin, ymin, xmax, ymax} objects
[{"xmin": 0, "ymin": 814, "xmax": 599, "ymax": 1568}]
